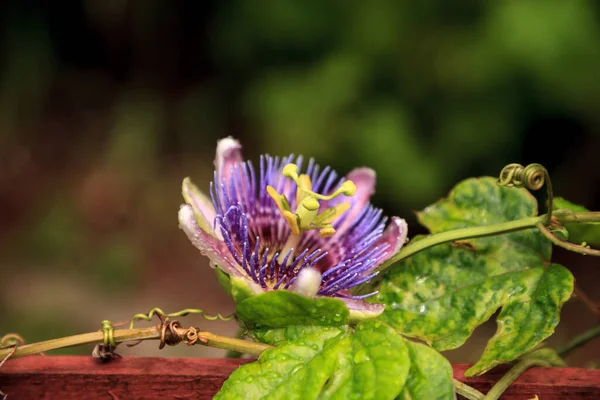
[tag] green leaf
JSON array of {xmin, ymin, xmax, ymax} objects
[
  {"xmin": 215, "ymin": 321, "xmax": 412, "ymax": 400},
  {"xmin": 397, "ymin": 341, "xmax": 454, "ymax": 400},
  {"xmin": 250, "ymin": 325, "xmax": 346, "ymax": 347},
  {"xmin": 466, "ymin": 263, "xmax": 572, "ymax": 375},
  {"xmin": 374, "ymin": 177, "xmax": 574, "ymax": 375},
  {"xmin": 318, "ymin": 321, "xmax": 411, "ymax": 400},
  {"xmin": 554, "ymin": 197, "xmax": 600, "ymax": 247},
  {"xmin": 214, "ymin": 327, "xmax": 345, "ymax": 400},
  {"xmin": 236, "ymin": 290, "xmax": 350, "ymax": 330}
]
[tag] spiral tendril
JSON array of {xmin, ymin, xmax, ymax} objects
[
  {"xmin": 100, "ymin": 320, "xmax": 116, "ymax": 346},
  {"xmin": 498, "ymin": 163, "xmax": 546, "ymax": 190},
  {"xmin": 498, "ymin": 163, "xmax": 553, "ymax": 223},
  {"xmin": 129, "ymin": 307, "xmax": 235, "ymax": 329},
  {"xmin": 0, "ymin": 334, "xmax": 25, "ymax": 349}
]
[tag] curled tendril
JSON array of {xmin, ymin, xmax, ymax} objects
[
  {"xmin": 100, "ymin": 320, "xmax": 116, "ymax": 346},
  {"xmin": 0, "ymin": 333, "xmax": 25, "ymax": 349},
  {"xmin": 0, "ymin": 333, "xmax": 26, "ymax": 398},
  {"xmin": 498, "ymin": 163, "xmax": 553, "ymax": 223},
  {"xmin": 498, "ymin": 163, "xmax": 600, "ymax": 257},
  {"xmin": 498, "ymin": 163, "xmax": 547, "ymax": 190},
  {"xmin": 129, "ymin": 307, "xmax": 235, "ymax": 329}
]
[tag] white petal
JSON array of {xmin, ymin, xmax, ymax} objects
[
  {"xmin": 178, "ymin": 204, "xmax": 241, "ymax": 277},
  {"xmin": 214, "ymin": 137, "xmax": 243, "ymax": 183},
  {"xmin": 182, "ymin": 177, "xmax": 218, "ymax": 237}
]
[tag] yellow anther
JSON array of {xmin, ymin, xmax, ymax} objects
[
  {"xmin": 283, "ymin": 210, "xmax": 300, "ymax": 235},
  {"xmin": 298, "ymin": 174, "xmax": 312, "ymax": 190},
  {"xmin": 318, "ymin": 226, "xmax": 336, "ymax": 238},
  {"xmin": 267, "ymin": 185, "xmax": 291, "ymax": 215},
  {"xmin": 269, "ymin": 163, "xmax": 357, "ymax": 237}
]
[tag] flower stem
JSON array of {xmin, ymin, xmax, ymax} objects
[
  {"xmin": 557, "ymin": 324, "xmax": 600, "ymax": 358},
  {"xmin": 0, "ymin": 326, "xmax": 270, "ymax": 360}
]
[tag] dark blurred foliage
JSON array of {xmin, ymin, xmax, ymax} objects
[{"xmin": 0, "ymin": 1, "xmax": 599, "ymax": 363}]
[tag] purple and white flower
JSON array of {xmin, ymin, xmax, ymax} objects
[{"xmin": 178, "ymin": 137, "xmax": 407, "ymax": 316}]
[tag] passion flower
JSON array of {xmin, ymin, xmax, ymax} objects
[{"xmin": 179, "ymin": 138, "xmax": 407, "ymax": 316}]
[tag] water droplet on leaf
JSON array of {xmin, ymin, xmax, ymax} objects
[{"xmin": 353, "ymin": 349, "xmax": 371, "ymax": 364}]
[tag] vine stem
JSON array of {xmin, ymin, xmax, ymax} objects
[
  {"xmin": 557, "ymin": 324, "xmax": 600, "ymax": 358},
  {"xmin": 483, "ymin": 358, "xmax": 551, "ymax": 400},
  {"xmin": 0, "ymin": 326, "xmax": 270, "ymax": 360},
  {"xmin": 377, "ymin": 211, "xmax": 600, "ymax": 274}
]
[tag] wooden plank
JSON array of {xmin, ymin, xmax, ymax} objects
[
  {"xmin": 0, "ymin": 356, "xmax": 599, "ymax": 399},
  {"xmin": 453, "ymin": 364, "xmax": 600, "ymax": 399}
]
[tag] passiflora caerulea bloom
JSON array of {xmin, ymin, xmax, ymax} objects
[{"xmin": 178, "ymin": 138, "xmax": 407, "ymax": 317}]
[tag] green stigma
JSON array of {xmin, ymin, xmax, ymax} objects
[{"xmin": 267, "ymin": 163, "xmax": 356, "ymax": 238}]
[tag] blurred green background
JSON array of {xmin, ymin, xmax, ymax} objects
[{"xmin": 1, "ymin": 1, "xmax": 599, "ymax": 364}]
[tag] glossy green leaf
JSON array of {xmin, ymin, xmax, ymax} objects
[
  {"xmin": 374, "ymin": 177, "xmax": 574, "ymax": 376},
  {"xmin": 215, "ymin": 321, "xmax": 412, "ymax": 400},
  {"xmin": 250, "ymin": 325, "xmax": 346, "ymax": 347},
  {"xmin": 236, "ymin": 290, "xmax": 349, "ymax": 330},
  {"xmin": 214, "ymin": 327, "xmax": 345, "ymax": 400},
  {"xmin": 554, "ymin": 197, "xmax": 600, "ymax": 247},
  {"xmin": 397, "ymin": 341, "xmax": 454, "ymax": 400},
  {"xmin": 466, "ymin": 262, "xmax": 572, "ymax": 375}
]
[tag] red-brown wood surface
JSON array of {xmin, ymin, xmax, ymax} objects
[{"xmin": 0, "ymin": 356, "xmax": 599, "ymax": 399}]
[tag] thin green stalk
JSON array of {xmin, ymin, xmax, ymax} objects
[
  {"xmin": 453, "ymin": 379, "xmax": 485, "ymax": 400},
  {"xmin": 557, "ymin": 324, "xmax": 600, "ymax": 358},
  {"xmin": 483, "ymin": 358, "xmax": 551, "ymax": 400},
  {"xmin": 201, "ymin": 331, "xmax": 270, "ymax": 355},
  {"xmin": 225, "ymin": 328, "xmax": 247, "ymax": 358},
  {"xmin": 377, "ymin": 211, "xmax": 600, "ymax": 274},
  {"xmin": 0, "ymin": 326, "xmax": 270, "ymax": 359},
  {"xmin": 0, "ymin": 327, "xmax": 159, "ymax": 359},
  {"xmin": 378, "ymin": 215, "xmax": 545, "ymax": 272}
]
